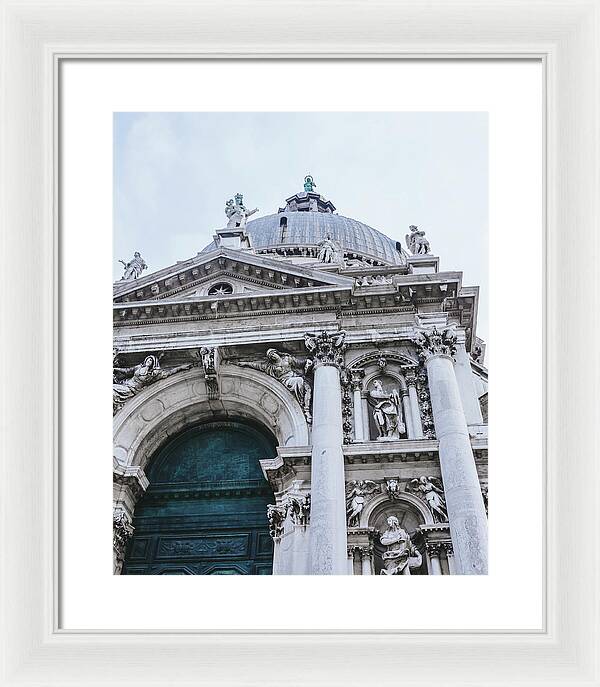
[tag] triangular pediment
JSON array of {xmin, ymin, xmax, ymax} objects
[{"xmin": 113, "ymin": 247, "xmax": 354, "ymax": 304}]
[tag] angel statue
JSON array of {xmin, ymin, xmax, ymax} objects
[
  {"xmin": 119, "ymin": 251, "xmax": 147, "ymax": 280},
  {"xmin": 225, "ymin": 192, "xmax": 258, "ymax": 230},
  {"xmin": 405, "ymin": 225, "xmax": 431, "ymax": 255},
  {"xmin": 379, "ymin": 516, "xmax": 422, "ymax": 575},
  {"xmin": 113, "ymin": 355, "xmax": 192, "ymax": 415},
  {"xmin": 407, "ymin": 476, "xmax": 448, "ymax": 523},
  {"xmin": 345, "ymin": 480, "xmax": 380, "ymax": 527},
  {"xmin": 237, "ymin": 349, "xmax": 313, "ymax": 423},
  {"xmin": 367, "ymin": 380, "xmax": 405, "ymax": 440},
  {"xmin": 317, "ymin": 234, "xmax": 342, "ymax": 264}
]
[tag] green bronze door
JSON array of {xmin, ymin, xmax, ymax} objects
[{"xmin": 123, "ymin": 420, "xmax": 276, "ymax": 575}]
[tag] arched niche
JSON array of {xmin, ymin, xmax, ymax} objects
[
  {"xmin": 362, "ymin": 492, "xmax": 432, "ymax": 575},
  {"xmin": 113, "ymin": 364, "xmax": 310, "ymax": 473}
]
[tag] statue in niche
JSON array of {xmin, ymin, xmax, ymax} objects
[
  {"xmin": 317, "ymin": 234, "xmax": 342, "ymax": 264},
  {"xmin": 407, "ymin": 476, "xmax": 448, "ymax": 523},
  {"xmin": 237, "ymin": 349, "xmax": 313, "ymax": 423},
  {"xmin": 367, "ymin": 380, "xmax": 404, "ymax": 440},
  {"xmin": 225, "ymin": 193, "xmax": 258, "ymax": 230},
  {"xmin": 119, "ymin": 251, "xmax": 147, "ymax": 280},
  {"xmin": 379, "ymin": 516, "xmax": 422, "ymax": 575},
  {"xmin": 405, "ymin": 225, "xmax": 431, "ymax": 255},
  {"xmin": 113, "ymin": 354, "xmax": 192, "ymax": 415},
  {"xmin": 345, "ymin": 480, "xmax": 380, "ymax": 527}
]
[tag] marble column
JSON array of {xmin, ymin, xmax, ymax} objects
[
  {"xmin": 413, "ymin": 327, "xmax": 488, "ymax": 575},
  {"xmin": 404, "ymin": 369, "xmax": 424, "ymax": 439},
  {"xmin": 453, "ymin": 334, "xmax": 484, "ymax": 425},
  {"xmin": 305, "ymin": 331, "xmax": 348, "ymax": 575},
  {"xmin": 350, "ymin": 370, "xmax": 365, "ymax": 442},
  {"xmin": 444, "ymin": 542, "xmax": 456, "ymax": 575},
  {"xmin": 426, "ymin": 542, "xmax": 443, "ymax": 575},
  {"xmin": 360, "ymin": 547, "xmax": 373, "ymax": 575}
]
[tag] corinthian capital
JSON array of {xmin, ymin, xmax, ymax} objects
[
  {"xmin": 413, "ymin": 327, "xmax": 457, "ymax": 361},
  {"xmin": 304, "ymin": 330, "xmax": 347, "ymax": 368}
]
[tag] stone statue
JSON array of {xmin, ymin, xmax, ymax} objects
[
  {"xmin": 113, "ymin": 355, "xmax": 192, "ymax": 414},
  {"xmin": 379, "ymin": 516, "xmax": 422, "ymax": 575},
  {"xmin": 317, "ymin": 234, "xmax": 342, "ymax": 264},
  {"xmin": 225, "ymin": 193, "xmax": 258, "ymax": 230},
  {"xmin": 408, "ymin": 476, "xmax": 448, "ymax": 523},
  {"xmin": 237, "ymin": 349, "xmax": 313, "ymax": 423},
  {"xmin": 405, "ymin": 225, "xmax": 431, "ymax": 255},
  {"xmin": 345, "ymin": 480, "xmax": 380, "ymax": 527},
  {"xmin": 385, "ymin": 477, "xmax": 402, "ymax": 500},
  {"xmin": 304, "ymin": 174, "xmax": 316, "ymax": 192},
  {"xmin": 119, "ymin": 252, "xmax": 147, "ymax": 280},
  {"xmin": 367, "ymin": 380, "xmax": 404, "ymax": 440}
]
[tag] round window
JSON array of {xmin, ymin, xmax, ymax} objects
[{"xmin": 208, "ymin": 282, "xmax": 233, "ymax": 296}]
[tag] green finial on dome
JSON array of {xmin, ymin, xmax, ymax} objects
[{"xmin": 304, "ymin": 174, "xmax": 316, "ymax": 193}]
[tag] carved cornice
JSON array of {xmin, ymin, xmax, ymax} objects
[
  {"xmin": 413, "ymin": 327, "xmax": 457, "ymax": 361},
  {"xmin": 304, "ymin": 330, "xmax": 347, "ymax": 369}
]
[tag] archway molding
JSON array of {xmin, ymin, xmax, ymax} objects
[
  {"xmin": 113, "ymin": 364, "xmax": 310, "ymax": 475},
  {"xmin": 360, "ymin": 490, "xmax": 433, "ymax": 528}
]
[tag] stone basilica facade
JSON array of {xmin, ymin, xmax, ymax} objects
[{"xmin": 113, "ymin": 179, "xmax": 488, "ymax": 576}]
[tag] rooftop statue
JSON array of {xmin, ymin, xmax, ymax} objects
[
  {"xmin": 405, "ymin": 225, "xmax": 431, "ymax": 255},
  {"xmin": 225, "ymin": 193, "xmax": 258, "ymax": 230},
  {"xmin": 317, "ymin": 234, "xmax": 342, "ymax": 264},
  {"xmin": 119, "ymin": 252, "xmax": 147, "ymax": 280},
  {"xmin": 303, "ymin": 174, "xmax": 316, "ymax": 193}
]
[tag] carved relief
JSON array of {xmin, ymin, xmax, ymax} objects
[
  {"xmin": 341, "ymin": 374, "xmax": 354, "ymax": 444},
  {"xmin": 237, "ymin": 349, "xmax": 313, "ymax": 423},
  {"xmin": 407, "ymin": 476, "xmax": 448, "ymax": 523},
  {"xmin": 266, "ymin": 492, "xmax": 311, "ymax": 540},
  {"xmin": 113, "ymin": 509, "xmax": 134, "ymax": 574},
  {"xmin": 345, "ymin": 480, "xmax": 380, "ymax": 527},
  {"xmin": 416, "ymin": 367, "xmax": 436, "ymax": 439},
  {"xmin": 112, "ymin": 354, "xmax": 192, "ymax": 415},
  {"xmin": 198, "ymin": 346, "xmax": 219, "ymax": 400},
  {"xmin": 158, "ymin": 536, "xmax": 248, "ymax": 558}
]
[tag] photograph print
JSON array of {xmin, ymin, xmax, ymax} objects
[{"xmin": 112, "ymin": 112, "xmax": 488, "ymax": 575}]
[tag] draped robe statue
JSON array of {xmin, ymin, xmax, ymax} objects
[{"xmin": 379, "ymin": 516, "xmax": 422, "ymax": 575}]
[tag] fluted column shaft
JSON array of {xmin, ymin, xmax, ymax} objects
[
  {"xmin": 305, "ymin": 331, "xmax": 348, "ymax": 575},
  {"xmin": 414, "ymin": 327, "xmax": 488, "ymax": 575}
]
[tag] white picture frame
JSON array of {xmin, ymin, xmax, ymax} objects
[{"xmin": 1, "ymin": 1, "xmax": 598, "ymax": 685}]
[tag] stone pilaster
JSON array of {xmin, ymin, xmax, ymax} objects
[
  {"xmin": 350, "ymin": 369, "xmax": 365, "ymax": 442},
  {"xmin": 413, "ymin": 327, "xmax": 488, "ymax": 575},
  {"xmin": 404, "ymin": 369, "xmax": 424, "ymax": 439},
  {"xmin": 304, "ymin": 330, "xmax": 348, "ymax": 575},
  {"xmin": 453, "ymin": 332, "xmax": 484, "ymax": 425}
]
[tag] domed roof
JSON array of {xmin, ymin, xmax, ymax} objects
[
  {"xmin": 246, "ymin": 212, "xmax": 405, "ymax": 266},
  {"xmin": 204, "ymin": 187, "xmax": 406, "ymax": 266}
]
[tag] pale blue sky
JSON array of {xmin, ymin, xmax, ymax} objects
[{"xmin": 114, "ymin": 112, "xmax": 488, "ymax": 341}]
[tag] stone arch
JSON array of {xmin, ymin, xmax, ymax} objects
[
  {"xmin": 113, "ymin": 364, "xmax": 309, "ymax": 473},
  {"xmin": 360, "ymin": 491, "xmax": 433, "ymax": 529}
]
